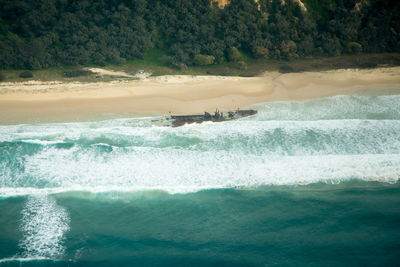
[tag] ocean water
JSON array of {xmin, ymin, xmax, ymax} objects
[{"xmin": 1, "ymin": 91, "xmax": 400, "ymax": 266}]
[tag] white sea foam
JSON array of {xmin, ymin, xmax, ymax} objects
[
  {"xmin": 18, "ymin": 195, "xmax": 70, "ymax": 259},
  {"xmin": 1, "ymin": 151, "xmax": 399, "ymax": 196},
  {"xmin": 1, "ymin": 94, "xmax": 400, "ymax": 196},
  {"xmin": 2, "ymin": 119, "xmax": 400, "ymax": 152},
  {"xmin": 1, "ymin": 94, "xmax": 398, "ymax": 265},
  {"xmin": 0, "ymin": 256, "xmax": 50, "ymax": 263},
  {"xmin": 253, "ymin": 93, "xmax": 400, "ymax": 121},
  {"xmin": 21, "ymin": 140, "xmax": 66, "ymax": 145}
]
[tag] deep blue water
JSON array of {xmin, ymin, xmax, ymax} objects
[{"xmin": 1, "ymin": 92, "xmax": 400, "ymax": 266}]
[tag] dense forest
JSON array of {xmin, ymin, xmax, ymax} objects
[{"xmin": 0, "ymin": 0, "xmax": 399, "ymax": 69}]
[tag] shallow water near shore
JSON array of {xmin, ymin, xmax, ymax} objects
[{"xmin": 1, "ymin": 90, "xmax": 400, "ymax": 266}]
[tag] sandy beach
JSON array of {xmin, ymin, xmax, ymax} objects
[{"xmin": 0, "ymin": 67, "xmax": 399, "ymax": 124}]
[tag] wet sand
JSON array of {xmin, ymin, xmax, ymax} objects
[{"xmin": 1, "ymin": 67, "xmax": 399, "ymax": 124}]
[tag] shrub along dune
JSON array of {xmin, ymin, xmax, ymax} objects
[{"xmin": 0, "ymin": 0, "xmax": 399, "ymax": 70}]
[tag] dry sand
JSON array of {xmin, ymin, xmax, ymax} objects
[{"xmin": 0, "ymin": 67, "xmax": 399, "ymax": 124}]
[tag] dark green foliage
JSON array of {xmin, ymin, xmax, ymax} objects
[
  {"xmin": 19, "ymin": 71, "xmax": 33, "ymax": 78},
  {"xmin": 226, "ymin": 47, "xmax": 242, "ymax": 62},
  {"xmin": 279, "ymin": 64, "xmax": 295, "ymax": 73},
  {"xmin": 172, "ymin": 63, "xmax": 188, "ymax": 71},
  {"xmin": 63, "ymin": 69, "xmax": 92, "ymax": 78},
  {"xmin": 161, "ymin": 55, "xmax": 174, "ymax": 66},
  {"xmin": 0, "ymin": 0, "xmax": 399, "ymax": 70},
  {"xmin": 193, "ymin": 54, "xmax": 215, "ymax": 66},
  {"xmin": 0, "ymin": 72, "xmax": 4, "ymax": 81},
  {"xmin": 253, "ymin": 46, "xmax": 269, "ymax": 59},
  {"xmin": 321, "ymin": 34, "xmax": 343, "ymax": 57},
  {"xmin": 237, "ymin": 61, "xmax": 247, "ymax": 70},
  {"xmin": 357, "ymin": 60, "xmax": 378, "ymax": 69},
  {"xmin": 346, "ymin": 42, "xmax": 363, "ymax": 54}
]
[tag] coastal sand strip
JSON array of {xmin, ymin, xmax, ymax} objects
[{"xmin": 0, "ymin": 67, "xmax": 399, "ymax": 124}]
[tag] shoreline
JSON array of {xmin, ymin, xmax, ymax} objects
[{"xmin": 0, "ymin": 67, "xmax": 399, "ymax": 125}]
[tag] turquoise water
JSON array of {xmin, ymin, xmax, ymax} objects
[{"xmin": 1, "ymin": 91, "xmax": 400, "ymax": 266}]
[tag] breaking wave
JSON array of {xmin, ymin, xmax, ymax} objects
[{"xmin": 1, "ymin": 93, "xmax": 400, "ymax": 196}]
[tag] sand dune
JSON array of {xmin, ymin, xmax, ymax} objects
[{"xmin": 0, "ymin": 67, "xmax": 399, "ymax": 124}]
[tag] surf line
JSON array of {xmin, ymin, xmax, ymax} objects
[{"xmin": 17, "ymin": 194, "xmax": 70, "ymax": 260}]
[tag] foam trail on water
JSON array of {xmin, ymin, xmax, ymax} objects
[
  {"xmin": 1, "ymin": 152, "xmax": 399, "ymax": 196},
  {"xmin": 1, "ymin": 93, "xmax": 400, "ymax": 196},
  {"xmin": 18, "ymin": 195, "xmax": 70, "ymax": 259},
  {"xmin": 252, "ymin": 93, "xmax": 400, "ymax": 121}
]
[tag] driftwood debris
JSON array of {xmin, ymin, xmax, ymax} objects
[{"xmin": 170, "ymin": 109, "xmax": 257, "ymax": 127}]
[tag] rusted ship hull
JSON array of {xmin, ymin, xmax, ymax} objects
[{"xmin": 170, "ymin": 109, "xmax": 257, "ymax": 127}]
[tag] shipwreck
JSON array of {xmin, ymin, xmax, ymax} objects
[{"xmin": 168, "ymin": 109, "xmax": 257, "ymax": 127}]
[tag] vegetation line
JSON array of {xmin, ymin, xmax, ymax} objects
[{"xmin": 0, "ymin": 0, "xmax": 399, "ymax": 73}]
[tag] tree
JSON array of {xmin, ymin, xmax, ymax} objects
[
  {"xmin": 193, "ymin": 54, "xmax": 215, "ymax": 65},
  {"xmin": 0, "ymin": 0, "xmax": 399, "ymax": 70},
  {"xmin": 252, "ymin": 46, "xmax": 269, "ymax": 59},
  {"xmin": 279, "ymin": 40, "xmax": 297, "ymax": 59},
  {"xmin": 226, "ymin": 46, "xmax": 241, "ymax": 62},
  {"xmin": 346, "ymin": 42, "xmax": 363, "ymax": 54},
  {"xmin": 321, "ymin": 34, "xmax": 342, "ymax": 56}
]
